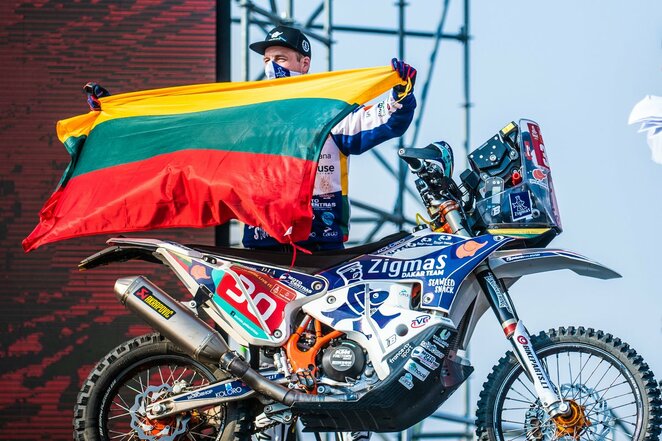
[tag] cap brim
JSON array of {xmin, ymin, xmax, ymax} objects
[{"xmin": 249, "ymin": 40, "xmax": 303, "ymax": 56}]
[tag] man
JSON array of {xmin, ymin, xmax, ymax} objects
[
  {"xmin": 244, "ymin": 24, "xmax": 416, "ymax": 441},
  {"xmin": 243, "ymin": 25, "xmax": 417, "ymax": 251}
]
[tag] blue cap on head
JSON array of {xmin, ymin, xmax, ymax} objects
[{"xmin": 249, "ymin": 25, "xmax": 312, "ymax": 59}]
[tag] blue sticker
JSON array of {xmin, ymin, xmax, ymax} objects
[
  {"xmin": 503, "ymin": 252, "xmax": 548, "ymax": 262},
  {"xmin": 237, "ymin": 263, "xmax": 327, "ymax": 296},
  {"xmin": 322, "ymin": 285, "xmax": 400, "ymax": 331},
  {"xmin": 509, "ymin": 191, "xmax": 533, "ymax": 221},
  {"xmin": 174, "ymin": 372, "xmax": 284, "ymax": 402},
  {"xmin": 321, "ymin": 211, "xmax": 335, "ymax": 226},
  {"xmin": 404, "ymin": 235, "xmax": 463, "ymax": 249},
  {"xmin": 503, "ymin": 250, "xmax": 587, "ymax": 263}
]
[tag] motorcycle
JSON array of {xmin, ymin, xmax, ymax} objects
[{"xmin": 73, "ymin": 119, "xmax": 661, "ymax": 440}]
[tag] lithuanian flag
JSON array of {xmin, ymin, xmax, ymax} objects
[{"xmin": 22, "ymin": 66, "xmax": 403, "ymax": 252}]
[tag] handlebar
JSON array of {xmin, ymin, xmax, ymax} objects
[
  {"xmin": 397, "ymin": 148, "xmax": 424, "ymax": 172},
  {"xmin": 398, "ymin": 143, "xmax": 472, "ymax": 236}
]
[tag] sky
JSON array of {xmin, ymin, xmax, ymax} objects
[{"xmin": 231, "ymin": 0, "xmax": 661, "ymax": 433}]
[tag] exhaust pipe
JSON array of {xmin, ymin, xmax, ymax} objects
[
  {"xmin": 114, "ymin": 276, "xmax": 229, "ymax": 363},
  {"xmin": 114, "ymin": 276, "xmax": 348, "ymax": 406}
]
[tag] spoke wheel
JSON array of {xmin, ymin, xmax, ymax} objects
[
  {"xmin": 475, "ymin": 327, "xmax": 661, "ymax": 441},
  {"xmin": 75, "ymin": 333, "xmax": 249, "ymax": 441},
  {"xmin": 102, "ymin": 355, "xmax": 221, "ymax": 440}
]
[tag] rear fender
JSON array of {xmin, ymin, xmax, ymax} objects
[{"xmin": 95, "ymin": 238, "xmax": 327, "ymax": 347}]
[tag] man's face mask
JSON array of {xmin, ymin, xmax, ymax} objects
[{"xmin": 265, "ymin": 61, "xmax": 302, "ymax": 80}]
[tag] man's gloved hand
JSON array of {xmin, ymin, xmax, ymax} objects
[
  {"xmin": 83, "ymin": 82, "xmax": 111, "ymax": 111},
  {"xmin": 391, "ymin": 58, "xmax": 417, "ymax": 98}
]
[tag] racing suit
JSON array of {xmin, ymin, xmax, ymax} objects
[{"xmin": 243, "ymin": 90, "xmax": 416, "ymax": 250}]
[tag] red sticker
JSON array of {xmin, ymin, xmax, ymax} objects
[
  {"xmin": 455, "ymin": 240, "xmax": 487, "ymax": 259},
  {"xmin": 216, "ymin": 267, "xmax": 296, "ymax": 332},
  {"xmin": 527, "ymin": 123, "xmax": 550, "ymax": 170},
  {"xmin": 532, "ymin": 168, "xmax": 547, "ymax": 181}
]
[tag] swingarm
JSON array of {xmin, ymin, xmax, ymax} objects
[{"xmin": 142, "ymin": 371, "xmax": 287, "ymax": 419}]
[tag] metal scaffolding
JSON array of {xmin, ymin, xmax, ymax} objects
[
  {"xmin": 230, "ymin": 1, "xmax": 473, "ymax": 439},
  {"xmin": 232, "ymin": 0, "xmax": 471, "ymax": 245}
]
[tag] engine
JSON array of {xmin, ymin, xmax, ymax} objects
[{"xmin": 320, "ymin": 339, "xmax": 366, "ymax": 382}]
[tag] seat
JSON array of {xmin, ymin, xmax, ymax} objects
[{"xmin": 188, "ymin": 231, "xmax": 410, "ymax": 274}]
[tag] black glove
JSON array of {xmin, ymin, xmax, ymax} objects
[
  {"xmin": 83, "ymin": 82, "xmax": 111, "ymax": 111},
  {"xmin": 391, "ymin": 58, "xmax": 417, "ymax": 98}
]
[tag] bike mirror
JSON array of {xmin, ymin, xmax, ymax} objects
[{"xmin": 428, "ymin": 141, "xmax": 454, "ymax": 178}]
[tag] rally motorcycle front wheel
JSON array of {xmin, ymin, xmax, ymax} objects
[
  {"xmin": 74, "ymin": 333, "xmax": 251, "ymax": 441},
  {"xmin": 475, "ymin": 327, "xmax": 661, "ymax": 441}
]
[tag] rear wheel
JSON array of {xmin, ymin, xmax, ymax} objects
[
  {"xmin": 475, "ymin": 327, "xmax": 661, "ymax": 441},
  {"xmin": 74, "ymin": 333, "xmax": 251, "ymax": 440}
]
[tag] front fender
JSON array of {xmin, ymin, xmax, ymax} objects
[
  {"xmin": 451, "ymin": 248, "xmax": 620, "ymax": 350},
  {"xmin": 489, "ymin": 248, "xmax": 621, "ymax": 280}
]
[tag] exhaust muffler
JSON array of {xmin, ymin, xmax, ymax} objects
[
  {"xmin": 114, "ymin": 276, "xmax": 229, "ymax": 363},
  {"xmin": 114, "ymin": 276, "xmax": 348, "ymax": 407}
]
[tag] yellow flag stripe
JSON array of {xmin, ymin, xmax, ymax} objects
[{"xmin": 56, "ymin": 66, "xmax": 403, "ymax": 143}]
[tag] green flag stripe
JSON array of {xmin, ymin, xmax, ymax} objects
[{"xmin": 71, "ymin": 98, "xmax": 354, "ymax": 178}]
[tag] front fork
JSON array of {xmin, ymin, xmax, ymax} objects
[
  {"xmin": 475, "ymin": 263, "xmax": 570, "ymax": 418},
  {"xmin": 434, "ymin": 202, "xmax": 569, "ymax": 417}
]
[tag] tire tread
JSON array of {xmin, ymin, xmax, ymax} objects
[{"xmin": 475, "ymin": 326, "xmax": 662, "ymax": 441}]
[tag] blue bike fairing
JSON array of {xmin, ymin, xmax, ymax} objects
[{"xmin": 319, "ymin": 233, "xmax": 514, "ymax": 313}]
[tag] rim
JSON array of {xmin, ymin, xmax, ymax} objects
[
  {"xmin": 99, "ymin": 355, "xmax": 226, "ymax": 441},
  {"xmin": 492, "ymin": 342, "xmax": 644, "ymax": 441}
]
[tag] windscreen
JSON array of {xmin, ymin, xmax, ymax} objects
[
  {"xmin": 473, "ymin": 119, "xmax": 562, "ymax": 232},
  {"xmin": 519, "ymin": 119, "xmax": 562, "ymax": 230}
]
